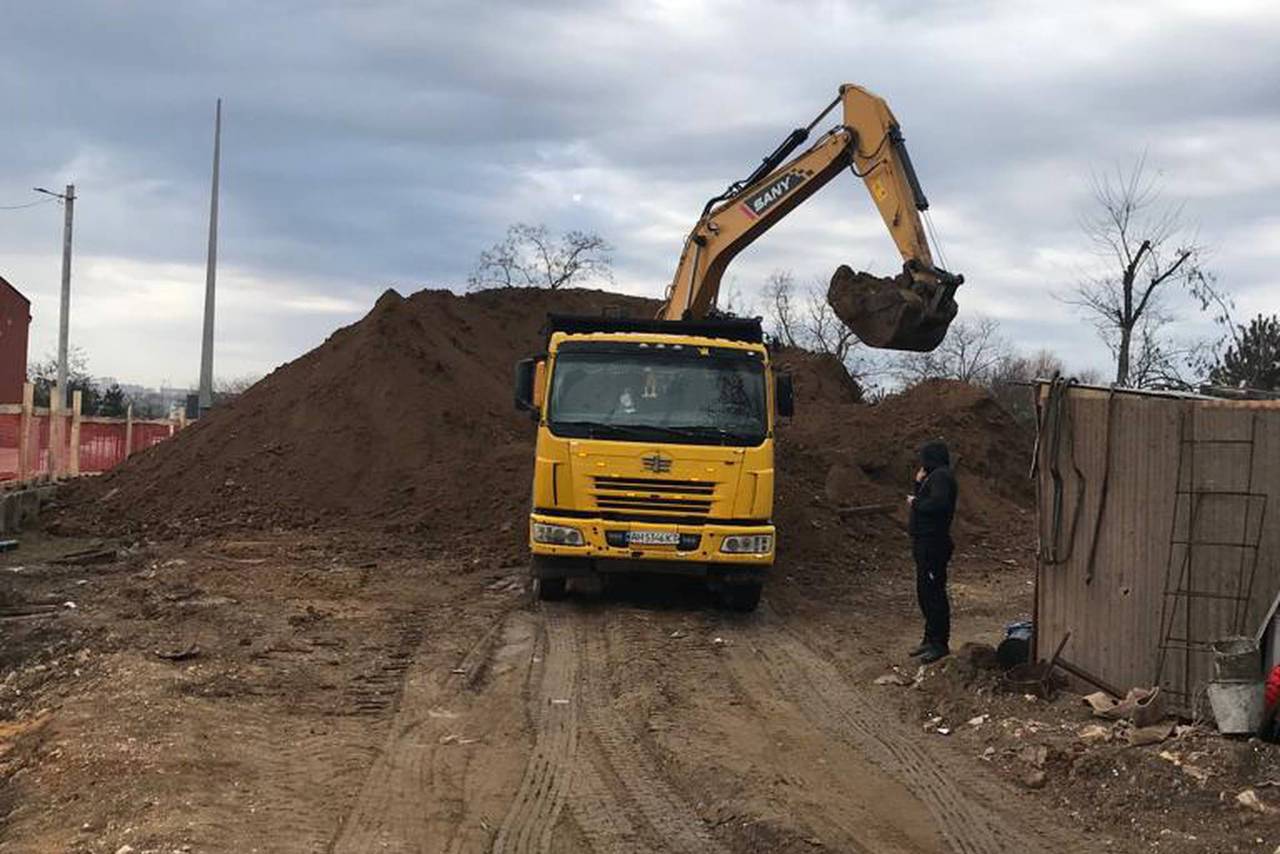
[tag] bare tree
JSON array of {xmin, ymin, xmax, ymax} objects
[
  {"xmin": 468, "ymin": 223, "xmax": 613, "ymax": 291},
  {"xmin": 892, "ymin": 316, "xmax": 1009, "ymax": 386},
  {"xmin": 802, "ymin": 280, "xmax": 859, "ymax": 366},
  {"xmin": 214, "ymin": 374, "xmax": 263, "ymax": 401},
  {"xmin": 761, "ymin": 270, "xmax": 801, "ymax": 346},
  {"xmin": 719, "ymin": 278, "xmax": 753, "ymax": 317},
  {"xmin": 760, "ymin": 270, "xmax": 859, "ymax": 359},
  {"xmin": 1068, "ymin": 156, "xmax": 1222, "ymax": 387},
  {"xmin": 1124, "ymin": 315, "xmax": 1182, "ymax": 389},
  {"xmin": 987, "ymin": 348, "xmax": 1065, "ymax": 424},
  {"xmin": 760, "ymin": 269, "xmax": 883, "ymax": 390},
  {"xmin": 988, "ymin": 348, "xmax": 1066, "ymax": 388},
  {"xmin": 1074, "ymin": 366, "xmax": 1106, "ymax": 385}
]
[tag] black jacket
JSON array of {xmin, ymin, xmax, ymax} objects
[{"xmin": 909, "ymin": 441, "xmax": 958, "ymax": 541}]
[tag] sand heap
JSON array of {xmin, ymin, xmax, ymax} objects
[{"xmin": 54, "ymin": 287, "xmax": 1034, "ymax": 568}]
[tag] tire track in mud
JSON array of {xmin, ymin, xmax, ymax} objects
[
  {"xmin": 331, "ymin": 608, "xmax": 531, "ymax": 853},
  {"xmin": 740, "ymin": 608, "xmax": 1055, "ymax": 854},
  {"xmin": 491, "ymin": 606, "xmax": 581, "ymax": 854},
  {"xmin": 193, "ymin": 710, "xmax": 377, "ymax": 851},
  {"xmin": 570, "ymin": 610, "xmax": 731, "ymax": 854},
  {"xmin": 566, "ymin": 746, "xmax": 650, "ymax": 854}
]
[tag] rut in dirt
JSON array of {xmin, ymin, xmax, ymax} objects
[
  {"xmin": 571, "ymin": 609, "xmax": 730, "ymax": 854},
  {"xmin": 331, "ymin": 608, "xmax": 532, "ymax": 854},
  {"xmin": 492, "ymin": 608, "xmax": 581, "ymax": 854},
  {"xmin": 494, "ymin": 603, "xmax": 730, "ymax": 854},
  {"xmin": 326, "ymin": 593, "xmax": 1064, "ymax": 854},
  {"xmin": 736, "ymin": 609, "xmax": 1058, "ymax": 854}
]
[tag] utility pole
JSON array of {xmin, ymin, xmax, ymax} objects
[
  {"xmin": 34, "ymin": 184, "xmax": 76, "ymax": 406},
  {"xmin": 198, "ymin": 98, "xmax": 221, "ymax": 414}
]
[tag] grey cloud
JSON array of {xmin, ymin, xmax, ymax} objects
[{"xmin": 1, "ymin": 0, "xmax": 1277, "ymax": 385}]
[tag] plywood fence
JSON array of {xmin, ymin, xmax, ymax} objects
[{"xmin": 1034, "ymin": 383, "xmax": 1280, "ymax": 717}]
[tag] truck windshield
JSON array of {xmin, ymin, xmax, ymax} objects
[{"xmin": 547, "ymin": 348, "xmax": 767, "ymax": 446}]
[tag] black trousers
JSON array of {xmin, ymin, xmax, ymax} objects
[{"xmin": 913, "ymin": 537, "xmax": 953, "ymax": 647}]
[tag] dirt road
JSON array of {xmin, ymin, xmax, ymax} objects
[
  {"xmin": 331, "ymin": 595, "xmax": 1066, "ymax": 854},
  {"xmin": 1, "ymin": 535, "xmax": 1081, "ymax": 854}
]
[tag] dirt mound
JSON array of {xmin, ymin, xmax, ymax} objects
[
  {"xmin": 53, "ymin": 288, "xmax": 1034, "ymax": 575},
  {"xmin": 769, "ymin": 371, "xmax": 1035, "ymax": 587},
  {"xmin": 54, "ymin": 287, "xmax": 654, "ymax": 562}
]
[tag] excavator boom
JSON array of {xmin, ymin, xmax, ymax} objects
[{"xmin": 660, "ymin": 84, "xmax": 962, "ymax": 351}]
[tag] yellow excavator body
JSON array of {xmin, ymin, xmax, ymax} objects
[{"xmin": 660, "ymin": 83, "xmax": 962, "ymax": 352}]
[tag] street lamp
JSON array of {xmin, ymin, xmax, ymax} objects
[{"xmin": 34, "ymin": 185, "xmax": 75, "ymax": 406}]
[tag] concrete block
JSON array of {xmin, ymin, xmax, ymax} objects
[
  {"xmin": 0, "ymin": 493, "xmax": 13, "ymax": 534},
  {"xmin": 17, "ymin": 490, "xmax": 39, "ymax": 529}
]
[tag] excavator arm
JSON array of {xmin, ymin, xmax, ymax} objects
[{"xmin": 659, "ymin": 84, "xmax": 962, "ymax": 351}]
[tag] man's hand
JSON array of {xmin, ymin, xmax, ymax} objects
[
  {"xmin": 914, "ymin": 467, "xmax": 927, "ymax": 483},
  {"xmin": 906, "ymin": 495, "xmax": 915, "ymax": 507}
]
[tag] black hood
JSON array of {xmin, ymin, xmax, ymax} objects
[{"xmin": 920, "ymin": 440, "xmax": 950, "ymax": 472}]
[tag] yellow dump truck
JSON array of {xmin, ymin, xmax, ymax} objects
[
  {"xmin": 515, "ymin": 315, "xmax": 790, "ymax": 610},
  {"xmin": 516, "ymin": 83, "xmax": 962, "ymax": 610}
]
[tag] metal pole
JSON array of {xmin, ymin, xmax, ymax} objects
[
  {"xmin": 57, "ymin": 183, "xmax": 75, "ymax": 406},
  {"xmin": 198, "ymin": 98, "xmax": 221, "ymax": 413}
]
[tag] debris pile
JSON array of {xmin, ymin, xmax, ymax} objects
[{"xmin": 52, "ymin": 287, "xmax": 1035, "ymax": 570}]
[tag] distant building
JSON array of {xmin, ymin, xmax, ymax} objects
[{"xmin": 0, "ymin": 276, "xmax": 31, "ymax": 404}]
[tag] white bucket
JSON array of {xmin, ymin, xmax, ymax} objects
[{"xmin": 1207, "ymin": 680, "xmax": 1264, "ymax": 735}]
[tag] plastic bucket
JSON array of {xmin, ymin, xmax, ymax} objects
[
  {"xmin": 997, "ymin": 621, "xmax": 1034, "ymax": 669},
  {"xmin": 1207, "ymin": 680, "xmax": 1264, "ymax": 735},
  {"xmin": 1212, "ymin": 636, "xmax": 1260, "ymax": 681},
  {"xmin": 1005, "ymin": 620, "xmax": 1033, "ymax": 642}
]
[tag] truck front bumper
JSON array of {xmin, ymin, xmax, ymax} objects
[{"xmin": 528, "ymin": 512, "xmax": 774, "ymax": 580}]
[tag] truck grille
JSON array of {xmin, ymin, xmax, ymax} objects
[{"xmin": 592, "ymin": 476, "xmax": 715, "ymax": 516}]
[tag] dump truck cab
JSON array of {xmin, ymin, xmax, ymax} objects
[{"xmin": 515, "ymin": 315, "xmax": 791, "ymax": 611}]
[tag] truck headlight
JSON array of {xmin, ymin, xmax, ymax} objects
[
  {"xmin": 720, "ymin": 534, "xmax": 773, "ymax": 554},
  {"xmin": 533, "ymin": 522, "xmax": 585, "ymax": 546}
]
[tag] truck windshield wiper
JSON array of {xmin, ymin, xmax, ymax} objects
[
  {"xmin": 661, "ymin": 425, "xmax": 761, "ymax": 445},
  {"xmin": 550, "ymin": 421, "xmax": 666, "ymax": 440}
]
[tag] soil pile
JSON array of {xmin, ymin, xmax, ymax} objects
[
  {"xmin": 769, "ymin": 364, "xmax": 1036, "ymax": 587},
  {"xmin": 56, "ymin": 287, "xmax": 653, "ymax": 560},
  {"xmin": 53, "ymin": 287, "xmax": 1034, "ymax": 570}
]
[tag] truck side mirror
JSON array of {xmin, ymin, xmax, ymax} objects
[
  {"xmin": 776, "ymin": 373, "xmax": 795, "ymax": 417},
  {"xmin": 515, "ymin": 358, "xmax": 539, "ymax": 413}
]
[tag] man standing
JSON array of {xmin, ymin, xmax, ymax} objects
[{"xmin": 906, "ymin": 440, "xmax": 958, "ymax": 664}]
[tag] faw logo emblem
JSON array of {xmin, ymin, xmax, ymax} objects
[
  {"xmin": 641, "ymin": 453, "xmax": 673, "ymax": 473},
  {"xmin": 740, "ymin": 169, "xmax": 812, "ymax": 219}
]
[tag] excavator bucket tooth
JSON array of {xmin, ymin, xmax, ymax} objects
[{"xmin": 827, "ymin": 265, "xmax": 958, "ymax": 352}]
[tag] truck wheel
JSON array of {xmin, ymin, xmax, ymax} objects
[
  {"xmin": 721, "ymin": 582, "xmax": 762, "ymax": 613},
  {"xmin": 537, "ymin": 577, "xmax": 568, "ymax": 601}
]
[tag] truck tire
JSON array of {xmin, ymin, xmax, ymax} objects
[
  {"xmin": 537, "ymin": 577, "xmax": 568, "ymax": 601},
  {"xmin": 721, "ymin": 582, "xmax": 762, "ymax": 613}
]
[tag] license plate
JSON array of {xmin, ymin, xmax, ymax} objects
[{"xmin": 627, "ymin": 530, "xmax": 680, "ymax": 546}]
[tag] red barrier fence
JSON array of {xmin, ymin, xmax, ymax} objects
[{"xmin": 0, "ymin": 383, "xmax": 183, "ymax": 486}]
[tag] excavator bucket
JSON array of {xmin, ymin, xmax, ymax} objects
[{"xmin": 827, "ymin": 265, "xmax": 960, "ymax": 352}]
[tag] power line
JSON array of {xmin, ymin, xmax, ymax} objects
[{"xmin": 0, "ymin": 197, "xmax": 57, "ymax": 211}]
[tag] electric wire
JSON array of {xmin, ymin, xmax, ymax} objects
[{"xmin": 0, "ymin": 197, "xmax": 57, "ymax": 211}]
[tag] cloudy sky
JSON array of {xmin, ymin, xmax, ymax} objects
[{"xmin": 2, "ymin": 1, "xmax": 1278, "ymax": 387}]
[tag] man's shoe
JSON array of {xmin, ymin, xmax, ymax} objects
[
  {"xmin": 908, "ymin": 642, "xmax": 931, "ymax": 658},
  {"xmin": 919, "ymin": 644, "xmax": 950, "ymax": 664}
]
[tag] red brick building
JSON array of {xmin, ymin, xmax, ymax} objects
[{"xmin": 0, "ymin": 276, "xmax": 32, "ymax": 404}]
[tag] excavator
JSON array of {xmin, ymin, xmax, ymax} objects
[{"xmin": 514, "ymin": 83, "xmax": 962, "ymax": 610}]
